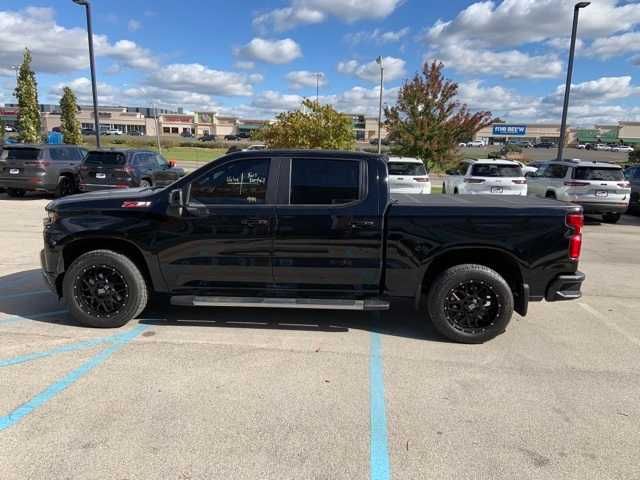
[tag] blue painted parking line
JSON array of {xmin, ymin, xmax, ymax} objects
[
  {"xmin": 0, "ymin": 329, "xmax": 138, "ymax": 367},
  {"xmin": 0, "ymin": 324, "xmax": 148, "ymax": 431},
  {"xmin": 370, "ymin": 332, "xmax": 391, "ymax": 480},
  {"xmin": 0, "ymin": 309, "xmax": 68, "ymax": 326},
  {"xmin": 0, "ymin": 289, "xmax": 51, "ymax": 301}
]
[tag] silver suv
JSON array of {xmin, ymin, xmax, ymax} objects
[
  {"xmin": 0, "ymin": 144, "xmax": 87, "ymax": 198},
  {"xmin": 527, "ymin": 159, "xmax": 630, "ymax": 223}
]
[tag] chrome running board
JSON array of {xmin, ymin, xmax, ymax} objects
[{"xmin": 170, "ymin": 296, "xmax": 390, "ymax": 311}]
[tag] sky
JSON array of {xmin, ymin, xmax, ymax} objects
[{"xmin": 1, "ymin": 0, "xmax": 640, "ymax": 126}]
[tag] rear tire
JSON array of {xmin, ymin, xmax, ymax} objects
[
  {"xmin": 7, "ymin": 188, "xmax": 26, "ymax": 198},
  {"xmin": 426, "ymin": 264, "xmax": 514, "ymax": 344},
  {"xmin": 602, "ymin": 213, "xmax": 621, "ymax": 224},
  {"xmin": 63, "ymin": 250, "xmax": 148, "ymax": 328},
  {"xmin": 442, "ymin": 183, "xmax": 447, "ymax": 194},
  {"xmin": 545, "ymin": 191, "xmax": 556, "ymax": 199},
  {"xmin": 55, "ymin": 175, "xmax": 76, "ymax": 198},
  {"xmin": 140, "ymin": 179, "xmax": 152, "ymax": 188}
]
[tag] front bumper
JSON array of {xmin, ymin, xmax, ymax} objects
[
  {"xmin": 40, "ymin": 248, "xmax": 59, "ymax": 294},
  {"xmin": 545, "ymin": 271, "xmax": 585, "ymax": 302}
]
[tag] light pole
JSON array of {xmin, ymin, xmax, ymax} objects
[
  {"xmin": 557, "ymin": 1, "xmax": 590, "ymax": 162},
  {"xmin": 72, "ymin": 0, "xmax": 101, "ymax": 148},
  {"xmin": 315, "ymin": 73, "xmax": 320, "ymax": 104},
  {"xmin": 376, "ymin": 56, "xmax": 384, "ymax": 154},
  {"xmin": 10, "ymin": 65, "xmax": 19, "ymax": 98}
]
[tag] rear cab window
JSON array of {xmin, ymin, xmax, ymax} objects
[
  {"xmin": 83, "ymin": 152, "xmax": 127, "ymax": 167},
  {"xmin": 290, "ymin": 158, "xmax": 361, "ymax": 205},
  {"xmin": 573, "ymin": 167, "xmax": 624, "ymax": 181},
  {"xmin": 471, "ymin": 164, "xmax": 523, "ymax": 177},
  {"xmin": 388, "ymin": 162, "xmax": 427, "ymax": 176}
]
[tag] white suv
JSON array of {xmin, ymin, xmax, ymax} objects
[
  {"xmin": 443, "ymin": 159, "xmax": 527, "ymax": 196},
  {"xmin": 526, "ymin": 159, "xmax": 631, "ymax": 223},
  {"xmin": 387, "ymin": 157, "xmax": 431, "ymax": 194}
]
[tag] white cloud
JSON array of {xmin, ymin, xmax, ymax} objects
[
  {"xmin": 234, "ymin": 61, "xmax": 255, "ymax": 70},
  {"xmin": 545, "ymin": 37, "xmax": 585, "ymax": 51},
  {"xmin": 325, "ymin": 85, "xmax": 400, "ymax": 116},
  {"xmin": 122, "ymin": 86, "xmax": 220, "ymax": 112},
  {"xmin": 253, "ymin": 0, "xmax": 403, "ymax": 32},
  {"xmin": 251, "ymin": 90, "xmax": 305, "ymax": 112},
  {"xmin": 127, "ymin": 19, "xmax": 142, "ymax": 32},
  {"xmin": 543, "ymin": 76, "xmax": 640, "ymax": 105},
  {"xmin": 286, "ymin": 71, "xmax": 327, "ymax": 89},
  {"xmin": 337, "ymin": 56, "xmax": 406, "ymax": 82},
  {"xmin": 587, "ymin": 31, "xmax": 640, "ymax": 59},
  {"xmin": 427, "ymin": 0, "xmax": 640, "ymax": 49},
  {"xmin": 147, "ymin": 63, "xmax": 258, "ymax": 96},
  {"xmin": 235, "ymin": 38, "xmax": 302, "ymax": 64},
  {"xmin": 345, "ymin": 27, "xmax": 410, "ymax": 45},
  {"xmin": 0, "ymin": 7, "xmax": 157, "ymax": 75},
  {"xmin": 430, "ymin": 44, "xmax": 562, "ymax": 79},
  {"xmin": 457, "ymin": 80, "xmax": 540, "ymax": 119},
  {"xmin": 49, "ymin": 77, "xmax": 120, "ymax": 105}
]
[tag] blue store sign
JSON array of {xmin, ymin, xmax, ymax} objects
[{"xmin": 492, "ymin": 125, "xmax": 527, "ymax": 136}]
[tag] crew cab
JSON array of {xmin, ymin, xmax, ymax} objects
[{"xmin": 41, "ymin": 150, "xmax": 585, "ymax": 344}]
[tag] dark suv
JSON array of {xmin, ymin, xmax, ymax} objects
[
  {"xmin": 625, "ymin": 165, "xmax": 640, "ymax": 213},
  {"xmin": 78, "ymin": 149, "xmax": 185, "ymax": 192},
  {"xmin": 0, "ymin": 144, "xmax": 86, "ymax": 197}
]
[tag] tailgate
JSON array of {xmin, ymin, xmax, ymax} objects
[
  {"xmin": 0, "ymin": 148, "xmax": 43, "ymax": 178},
  {"xmin": 80, "ymin": 152, "xmax": 128, "ymax": 186}
]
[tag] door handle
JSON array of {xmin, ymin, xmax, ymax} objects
[
  {"xmin": 351, "ymin": 220, "xmax": 376, "ymax": 229},
  {"xmin": 242, "ymin": 218, "xmax": 270, "ymax": 227}
]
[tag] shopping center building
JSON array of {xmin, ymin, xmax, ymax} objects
[{"xmin": 473, "ymin": 123, "xmax": 574, "ymax": 144}]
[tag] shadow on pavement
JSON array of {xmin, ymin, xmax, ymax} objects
[{"xmin": 0, "ymin": 269, "xmax": 445, "ymax": 342}]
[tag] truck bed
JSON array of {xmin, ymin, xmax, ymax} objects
[{"xmin": 391, "ymin": 193, "xmax": 578, "ymax": 211}]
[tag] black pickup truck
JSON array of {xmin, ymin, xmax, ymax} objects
[{"xmin": 41, "ymin": 150, "xmax": 585, "ymax": 343}]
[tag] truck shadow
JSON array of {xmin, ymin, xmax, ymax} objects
[{"xmin": 0, "ymin": 269, "xmax": 446, "ymax": 343}]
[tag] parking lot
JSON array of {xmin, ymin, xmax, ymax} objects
[{"xmin": 1, "ymin": 194, "xmax": 639, "ymax": 479}]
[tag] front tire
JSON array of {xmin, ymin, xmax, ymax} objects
[
  {"xmin": 63, "ymin": 250, "xmax": 148, "ymax": 328},
  {"xmin": 602, "ymin": 212, "xmax": 621, "ymax": 223},
  {"xmin": 426, "ymin": 264, "xmax": 514, "ymax": 344}
]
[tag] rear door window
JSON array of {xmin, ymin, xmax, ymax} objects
[
  {"xmin": 290, "ymin": 158, "xmax": 361, "ymax": 205},
  {"xmin": 84, "ymin": 152, "xmax": 127, "ymax": 167},
  {"xmin": 1, "ymin": 148, "xmax": 42, "ymax": 161},
  {"xmin": 388, "ymin": 162, "xmax": 427, "ymax": 176},
  {"xmin": 50, "ymin": 148, "xmax": 73, "ymax": 161},
  {"xmin": 574, "ymin": 167, "xmax": 624, "ymax": 181},
  {"xmin": 471, "ymin": 164, "xmax": 523, "ymax": 177}
]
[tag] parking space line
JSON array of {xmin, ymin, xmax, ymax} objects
[
  {"xmin": 0, "ymin": 289, "xmax": 51, "ymax": 300},
  {"xmin": 0, "ymin": 324, "xmax": 148, "ymax": 432},
  {"xmin": 370, "ymin": 332, "xmax": 391, "ymax": 480},
  {"xmin": 0, "ymin": 309, "xmax": 68, "ymax": 325},
  {"xmin": 579, "ymin": 302, "xmax": 640, "ymax": 348},
  {"xmin": 0, "ymin": 329, "xmax": 140, "ymax": 367}
]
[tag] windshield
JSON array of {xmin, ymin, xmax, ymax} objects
[
  {"xmin": 1, "ymin": 148, "xmax": 42, "ymax": 161},
  {"xmin": 83, "ymin": 152, "xmax": 126, "ymax": 167},
  {"xmin": 471, "ymin": 164, "xmax": 523, "ymax": 177},
  {"xmin": 574, "ymin": 167, "xmax": 624, "ymax": 181},
  {"xmin": 388, "ymin": 162, "xmax": 427, "ymax": 176}
]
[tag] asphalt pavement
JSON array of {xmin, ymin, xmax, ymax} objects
[{"xmin": 0, "ymin": 194, "xmax": 639, "ymax": 480}]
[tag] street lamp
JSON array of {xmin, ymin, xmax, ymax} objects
[
  {"xmin": 557, "ymin": 1, "xmax": 590, "ymax": 162},
  {"xmin": 10, "ymin": 65, "xmax": 19, "ymax": 97},
  {"xmin": 376, "ymin": 56, "xmax": 384, "ymax": 155},
  {"xmin": 72, "ymin": 0, "xmax": 101, "ymax": 148}
]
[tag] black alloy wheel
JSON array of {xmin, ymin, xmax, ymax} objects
[
  {"xmin": 56, "ymin": 176, "xmax": 75, "ymax": 198},
  {"xmin": 443, "ymin": 280, "xmax": 501, "ymax": 333},
  {"xmin": 74, "ymin": 264, "xmax": 129, "ymax": 319}
]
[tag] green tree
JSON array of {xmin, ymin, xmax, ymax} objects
[
  {"xmin": 384, "ymin": 61, "xmax": 493, "ymax": 170},
  {"xmin": 14, "ymin": 48, "xmax": 41, "ymax": 143},
  {"xmin": 0, "ymin": 118, "xmax": 5, "ymax": 144},
  {"xmin": 255, "ymin": 99, "xmax": 355, "ymax": 150},
  {"xmin": 629, "ymin": 150, "xmax": 640, "ymax": 164},
  {"xmin": 59, "ymin": 86, "xmax": 82, "ymax": 145}
]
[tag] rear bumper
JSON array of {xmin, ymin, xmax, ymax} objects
[
  {"xmin": 0, "ymin": 177, "xmax": 55, "ymax": 192},
  {"xmin": 573, "ymin": 202, "xmax": 629, "ymax": 214},
  {"xmin": 79, "ymin": 183, "xmax": 132, "ymax": 192},
  {"xmin": 545, "ymin": 271, "xmax": 585, "ymax": 302}
]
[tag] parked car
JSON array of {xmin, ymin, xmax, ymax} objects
[
  {"xmin": 507, "ymin": 140, "xmax": 532, "ymax": 148},
  {"xmin": 527, "ymin": 160, "xmax": 550, "ymax": 170},
  {"xmin": 466, "ymin": 140, "xmax": 486, "ymax": 147},
  {"xmin": 103, "ymin": 128, "xmax": 123, "ymax": 136},
  {"xmin": 129, "ymin": 131, "xmax": 145, "ymax": 137},
  {"xmin": 534, "ymin": 142, "xmax": 556, "ymax": 149},
  {"xmin": 0, "ymin": 144, "xmax": 85, "ymax": 197},
  {"xmin": 611, "ymin": 145, "xmax": 634, "ymax": 153},
  {"xmin": 527, "ymin": 159, "xmax": 630, "ymax": 223},
  {"xmin": 242, "ymin": 144, "xmax": 267, "ymax": 151},
  {"xmin": 387, "ymin": 156, "xmax": 431, "ymax": 194},
  {"xmin": 442, "ymin": 159, "xmax": 527, "ymax": 196},
  {"xmin": 78, "ymin": 149, "xmax": 185, "ymax": 192},
  {"xmin": 180, "ymin": 131, "xmax": 194, "ymax": 138},
  {"xmin": 81, "ymin": 128, "xmax": 96, "ymax": 136},
  {"xmin": 594, "ymin": 144, "xmax": 612, "ymax": 151},
  {"xmin": 224, "ymin": 134, "xmax": 240, "ymax": 141},
  {"xmin": 4, "ymin": 125, "xmax": 15, "ymax": 132},
  {"xmin": 513, "ymin": 160, "xmax": 538, "ymax": 175},
  {"xmin": 624, "ymin": 165, "xmax": 640, "ymax": 214},
  {"xmin": 576, "ymin": 144, "xmax": 587, "ymax": 149},
  {"xmin": 369, "ymin": 137, "xmax": 390, "ymax": 146},
  {"xmin": 199, "ymin": 134, "xmax": 217, "ymax": 142},
  {"xmin": 237, "ymin": 132, "xmax": 251, "ymax": 139},
  {"xmin": 41, "ymin": 149, "xmax": 585, "ymax": 344}
]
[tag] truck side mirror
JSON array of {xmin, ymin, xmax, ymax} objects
[
  {"xmin": 169, "ymin": 189, "xmax": 183, "ymax": 207},
  {"xmin": 168, "ymin": 160, "xmax": 176, "ymax": 168}
]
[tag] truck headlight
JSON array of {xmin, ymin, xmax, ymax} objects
[{"xmin": 43, "ymin": 210, "xmax": 59, "ymax": 226}]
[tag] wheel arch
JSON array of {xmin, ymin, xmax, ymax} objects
[{"xmin": 417, "ymin": 247, "xmax": 527, "ymax": 316}]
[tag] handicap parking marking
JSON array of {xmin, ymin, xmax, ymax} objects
[
  {"xmin": 0, "ymin": 324, "xmax": 149, "ymax": 432},
  {"xmin": 0, "ymin": 328, "xmax": 145, "ymax": 367},
  {"xmin": 0, "ymin": 309, "xmax": 68, "ymax": 326},
  {"xmin": 0, "ymin": 289, "xmax": 52, "ymax": 301},
  {"xmin": 370, "ymin": 332, "xmax": 391, "ymax": 480}
]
